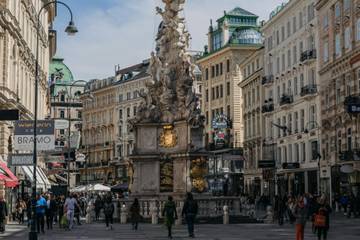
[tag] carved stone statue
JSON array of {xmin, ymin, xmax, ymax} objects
[{"xmin": 136, "ymin": 0, "xmax": 203, "ymax": 127}]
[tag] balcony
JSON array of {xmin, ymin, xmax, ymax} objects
[
  {"xmin": 280, "ymin": 94, "xmax": 294, "ymax": 106},
  {"xmin": 262, "ymin": 99, "xmax": 274, "ymax": 113},
  {"xmin": 300, "ymin": 49, "xmax": 317, "ymax": 64},
  {"xmin": 339, "ymin": 149, "xmax": 360, "ymax": 162},
  {"xmin": 300, "ymin": 84, "xmax": 318, "ymax": 98},
  {"xmin": 262, "ymin": 75, "xmax": 274, "ymax": 86},
  {"xmin": 344, "ymin": 95, "xmax": 360, "ymax": 114}
]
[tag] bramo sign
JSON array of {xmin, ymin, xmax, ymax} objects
[{"xmin": 14, "ymin": 120, "xmax": 55, "ymax": 151}]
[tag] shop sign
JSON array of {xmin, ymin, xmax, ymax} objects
[
  {"xmin": 347, "ymin": 104, "xmax": 360, "ymax": 114},
  {"xmin": 10, "ymin": 154, "xmax": 33, "ymax": 166},
  {"xmin": 0, "ymin": 109, "xmax": 19, "ymax": 120},
  {"xmin": 211, "ymin": 114, "xmax": 229, "ymax": 129}
]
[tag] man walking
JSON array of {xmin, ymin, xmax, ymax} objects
[
  {"xmin": 46, "ymin": 194, "xmax": 57, "ymax": 230},
  {"xmin": 182, "ymin": 193, "xmax": 198, "ymax": 238},
  {"xmin": 64, "ymin": 193, "xmax": 79, "ymax": 230},
  {"xmin": 36, "ymin": 193, "xmax": 47, "ymax": 234},
  {"xmin": 0, "ymin": 195, "xmax": 8, "ymax": 233}
]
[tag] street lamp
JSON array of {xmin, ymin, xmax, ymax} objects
[
  {"xmin": 304, "ymin": 121, "xmax": 321, "ymax": 195},
  {"xmin": 31, "ymin": 2, "xmax": 77, "ymax": 240}
]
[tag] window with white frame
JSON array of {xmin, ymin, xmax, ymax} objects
[
  {"xmin": 288, "ymin": 114, "xmax": 292, "ymax": 134},
  {"xmin": 301, "ymin": 142, "xmax": 306, "ymax": 162},
  {"xmin": 295, "ymin": 143, "xmax": 299, "ymax": 162},
  {"xmin": 335, "ymin": 2, "xmax": 341, "ymax": 19},
  {"xmin": 287, "ymin": 49, "xmax": 291, "ymax": 68},
  {"xmin": 345, "ymin": 27, "xmax": 351, "ymax": 50},
  {"xmin": 293, "ymin": 16, "xmax": 297, "ymax": 33},
  {"xmin": 294, "ymin": 77, "xmax": 298, "ymax": 95},
  {"xmin": 323, "ymin": 41, "xmax": 329, "ymax": 63},
  {"xmin": 294, "ymin": 112, "xmax": 299, "ymax": 133},
  {"xmin": 323, "ymin": 12, "xmax": 328, "ymax": 29},
  {"xmin": 276, "ymin": 57, "xmax": 280, "ymax": 74},
  {"xmin": 309, "ymin": 105, "xmax": 316, "ymax": 127},
  {"xmin": 300, "ymin": 73, "xmax": 304, "ymax": 88},
  {"xmin": 344, "ymin": 0, "xmax": 351, "ymax": 11},
  {"xmin": 293, "ymin": 45, "xmax": 297, "ymax": 65},
  {"xmin": 287, "ymin": 21, "xmax": 291, "ymax": 38},
  {"xmin": 300, "ymin": 109, "xmax": 305, "ymax": 131},
  {"xmin": 335, "ymin": 33, "xmax": 341, "ymax": 57},
  {"xmin": 282, "ymin": 54, "xmax": 285, "ymax": 71}
]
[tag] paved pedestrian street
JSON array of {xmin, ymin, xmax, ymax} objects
[{"xmin": 1, "ymin": 214, "xmax": 359, "ymax": 240}]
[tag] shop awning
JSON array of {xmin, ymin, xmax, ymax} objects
[
  {"xmin": 0, "ymin": 160, "xmax": 19, "ymax": 188},
  {"xmin": 21, "ymin": 166, "xmax": 51, "ymax": 190}
]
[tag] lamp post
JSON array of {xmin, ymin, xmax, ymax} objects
[
  {"xmin": 304, "ymin": 121, "xmax": 321, "ymax": 195},
  {"xmin": 62, "ymin": 80, "xmax": 87, "ymax": 193},
  {"xmin": 30, "ymin": 2, "xmax": 77, "ymax": 240}
]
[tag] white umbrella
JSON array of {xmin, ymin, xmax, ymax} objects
[{"xmin": 89, "ymin": 183, "xmax": 110, "ymax": 192}]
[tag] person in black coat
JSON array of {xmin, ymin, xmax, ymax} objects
[
  {"xmin": 182, "ymin": 193, "xmax": 198, "ymax": 238},
  {"xmin": 0, "ymin": 196, "xmax": 8, "ymax": 233},
  {"xmin": 46, "ymin": 194, "xmax": 57, "ymax": 230}
]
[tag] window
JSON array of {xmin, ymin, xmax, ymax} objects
[
  {"xmin": 60, "ymin": 94, "xmax": 65, "ymax": 102},
  {"xmin": 126, "ymin": 92, "xmax": 131, "ymax": 100},
  {"xmin": 60, "ymin": 110, "xmax": 65, "ymax": 118},
  {"xmin": 78, "ymin": 111, "xmax": 82, "ymax": 119},
  {"xmin": 293, "ymin": 16, "xmax": 297, "ymax": 34},
  {"xmin": 276, "ymin": 57, "xmax": 280, "ymax": 74},
  {"xmin": 309, "ymin": 105, "xmax": 316, "ymax": 126},
  {"xmin": 357, "ymin": 19, "xmax": 360, "ymax": 41},
  {"xmin": 288, "ymin": 144, "xmax": 292, "ymax": 162},
  {"xmin": 294, "ymin": 112, "xmax": 299, "ymax": 133},
  {"xmin": 256, "ymin": 59, "xmax": 260, "ymax": 69},
  {"xmin": 282, "ymin": 116, "xmax": 287, "ymax": 137},
  {"xmin": 300, "ymin": 109, "xmax": 305, "ymax": 131},
  {"xmin": 276, "ymin": 30, "xmax": 280, "ymax": 45},
  {"xmin": 288, "ymin": 114, "xmax": 292, "ymax": 134},
  {"xmin": 205, "ymin": 111, "xmax": 209, "ymax": 125},
  {"xmin": 299, "ymin": 12, "xmax": 303, "ymax": 28},
  {"xmin": 133, "ymin": 106, "xmax": 137, "ymax": 116},
  {"xmin": 220, "ymin": 62, "xmax": 223, "ymax": 75},
  {"xmin": 307, "ymin": 3, "xmax": 315, "ymax": 22},
  {"xmin": 244, "ymin": 68, "xmax": 247, "ymax": 78},
  {"xmin": 211, "ymin": 110, "xmax": 215, "ymax": 120},
  {"xmin": 127, "ymin": 108, "xmax": 130, "ymax": 118},
  {"xmin": 347, "ymin": 128, "xmax": 352, "ymax": 150},
  {"xmin": 301, "ymin": 142, "xmax": 306, "ymax": 162},
  {"xmin": 211, "ymin": 66, "xmax": 215, "ymax": 78},
  {"xmin": 216, "ymin": 86, "xmax": 219, "ymax": 99},
  {"xmin": 211, "ymin": 88, "xmax": 215, "ymax": 100},
  {"xmin": 293, "ymin": 45, "xmax": 297, "ymax": 65},
  {"xmin": 295, "ymin": 143, "xmax": 299, "ymax": 162},
  {"xmin": 323, "ymin": 41, "xmax": 329, "ymax": 63},
  {"xmin": 311, "ymin": 141, "xmax": 319, "ymax": 160},
  {"xmin": 282, "ymin": 54, "xmax": 285, "ymax": 71},
  {"xmin": 206, "ymin": 89, "xmax": 209, "ymax": 102},
  {"xmin": 60, "ymin": 129, "xmax": 65, "ymax": 135},
  {"xmin": 226, "ymin": 82, "xmax": 230, "ymax": 96},
  {"xmin": 281, "ymin": 26, "xmax": 285, "ymax": 42},
  {"xmin": 336, "ymin": 79, "xmax": 341, "ymax": 104},
  {"xmin": 323, "ymin": 13, "xmax": 328, "ymax": 29},
  {"xmin": 335, "ymin": 3, "xmax": 341, "ymax": 19},
  {"xmin": 287, "ymin": 21, "xmax": 291, "ymax": 38},
  {"xmin": 277, "ymin": 118, "xmax": 281, "ymax": 137},
  {"xmin": 216, "ymin": 64, "xmax": 219, "ymax": 76},
  {"xmin": 294, "ymin": 77, "xmax": 298, "ymax": 95},
  {"xmin": 300, "ymin": 73, "xmax": 304, "ymax": 88},
  {"xmin": 345, "ymin": 27, "xmax": 351, "ymax": 50},
  {"xmin": 227, "ymin": 105, "xmax": 231, "ymax": 118},
  {"xmin": 205, "ymin": 68, "xmax": 209, "ymax": 80},
  {"xmin": 220, "ymin": 85, "xmax": 223, "ymax": 98},
  {"xmin": 119, "ymin": 109, "xmax": 123, "ymax": 119},
  {"xmin": 226, "ymin": 59, "xmax": 230, "ymax": 72},
  {"xmin": 344, "ymin": 0, "xmax": 351, "ymax": 11},
  {"xmin": 287, "ymin": 49, "xmax": 291, "ymax": 68}
]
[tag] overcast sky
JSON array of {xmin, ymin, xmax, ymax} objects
[{"xmin": 54, "ymin": 0, "xmax": 285, "ymax": 80}]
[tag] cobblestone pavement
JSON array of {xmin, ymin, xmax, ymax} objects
[{"xmin": 1, "ymin": 214, "xmax": 359, "ymax": 240}]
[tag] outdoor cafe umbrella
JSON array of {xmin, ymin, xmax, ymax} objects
[
  {"xmin": 88, "ymin": 183, "xmax": 110, "ymax": 192},
  {"xmin": 111, "ymin": 182, "xmax": 128, "ymax": 192}
]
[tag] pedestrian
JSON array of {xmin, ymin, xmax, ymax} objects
[
  {"xmin": 26, "ymin": 196, "xmax": 32, "ymax": 227},
  {"xmin": 340, "ymin": 193, "xmax": 348, "ymax": 215},
  {"xmin": 36, "ymin": 193, "xmax": 47, "ymax": 234},
  {"xmin": 182, "ymin": 193, "xmax": 198, "ymax": 238},
  {"xmin": 129, "ymin": 198, "xmax": 141, "ymax": 230},
  {"xmin": 16, "ymin": 198, "xmax": 26, "ymax": 224},
  {"xmin": 293, "ymin": 196, "xmax": 308, "ymax": 240},
  {"xmin": 94, "ymin": 195, "xmax": 103, "ymax": 221},
  {"xmin": 314, "ymin": 196, "xmax": 331, "ymax": 240},
  {"xmin": 103, "ymin": 196, "xmax": 114, "ymax": 230},
  {"xmin": 74, "ymin": 195, "xmax": 81, "ymax": 226},
  {"xmin": 0, "ymin": 195, "xmax": 8, "ymax": 233},
  {"xmin": 162, "ymin": 196, "xmax": 177, "ymax": 239},
  {"xmin": 64, "ymin": 193, "xmax": 80, "ymax": 230},
  {"xmin": 57, "ymin": 196, "xmax": 65, "ymax": 228},
  {"xmin": 46, "ymin": 194, "xmax": 57, "ymax": 230}
]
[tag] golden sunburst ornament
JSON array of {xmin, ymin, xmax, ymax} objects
[{"xmin": 159, "ymin": 125, "xmax": 177, "ymax": 148}]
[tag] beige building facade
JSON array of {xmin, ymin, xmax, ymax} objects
[
  {"xmin": 316, "ymin": 0, "xmax": 360, "ymax": 198},
  {"xmin": 239, "ymin": 48, "xmax": 266, "ymax": 196},
  {"xmin": 0, "ymin": 0, "xmax": 56, "ymax": 156},
  {"xmin": 262, "ymin": 0, "xmax": 321, "ymax": 196}
]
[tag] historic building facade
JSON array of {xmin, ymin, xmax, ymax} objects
[
  {"xmin": 239, "ymin": 47, "xmax": 265, "ymax": 196},
  {"xmin": 0, "ymin": 0, "xmax": 56, "ymax": 156},
  {"xmin": 48, "ymin": 57, "xmax": 85, "ymax": 187},
  {"xmin": 80, "ymin": 78, "xmax": 117, "ymax": 185},
  {"xmin": 316, "ymin": 0, "xmax": 360, "ymax": 198},
  {"xmin": 114, "ymin": 61, "xmax": 149, "ymax": 186},
  {"xmin": 197, "ymin": 8, "xmax": 262, "ymax": 195},
  {"xmin": 262, "ymin": 0, "xmax": 321, "ymax": 196}
]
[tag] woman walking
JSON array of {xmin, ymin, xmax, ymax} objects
[
  {"xmin": 103, "ymin": 196, "xmax": 114, "ymax": 230},
  {"xmin": 0, "ymin": 195, "xmax": 8, "ymax": 233},
  {"xmin": 163, "ymin": 196, "xmax": 177, "ymax": 239},
  {"xmin": 293, "ymin": 196, "xmax": 308, "ymax": 240},
  {"xmin": 314, "ymin": 196, "xmax": 331, "ymax": 240},
  {"xmin": 129, "ymin": 198, "xmax": 141, "ymax": 230}
]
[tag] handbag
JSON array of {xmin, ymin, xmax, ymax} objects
[
  {"xmin": 314, "ymin": 214, "xmax": 326, "ymax": 227},
  {"xmin": 60, "ymin": 215, "xmax": 68, "ymax": 227}
]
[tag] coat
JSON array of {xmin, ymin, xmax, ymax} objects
[
  {"xmin": 294, "ymin": 205, "xmax": 308, "ymax": 225},
  {"xmin": 129, "ymin": 203, "xmax": 141, "ymax": 223},
  {"xmin": 0, "ymin": 201, "xmax": 8, "ymax": 221},
  {"xmin": 163, "ymin": 200, "xmax": 177, "ymax": 227}
]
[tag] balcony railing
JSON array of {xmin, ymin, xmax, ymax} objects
[
  {"xmin": 339, "ymin": 149, "xmax": 360, "ymax": 161},
  {"xmin": 300, "ymin": 84, "xmax": 318, "ymax": 97},
  {"xmin": 262, "ymin": 75, "xmax": 274, "ymax": 85},
  {"xmin": 262, "ymin": 103, "xmax": 274, "ymax": 113},
  {"xmin": 300, "ymin": 49, "xmax": 317, "ymax": 62},
  {"xmin": 280, "ymin": 94, "xmax": 294, "ymax": 106}
]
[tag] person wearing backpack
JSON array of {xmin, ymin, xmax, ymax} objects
[
  {"xmin": 314, "ymin": 196, "xmax": 331, "ymax": 240},
  {"xmin": 103, "ymin": 196, "xmax": 114, "ymax": 230},
  {"xmin": 162, "ymin": 196, "xmax": 177, "ymax": 239},
  {"xmin": 182, "ymin": 193, "xmax": 198, "ymax": 238}
]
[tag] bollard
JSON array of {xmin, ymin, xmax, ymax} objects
[
  {"xmin": 151, "ymin": 202, "xmax": 158, "ymax": 224},
  {"xmin": 223, "ymin": 205, "xmax": 229, "ymax": 224},
  {"xmin": 264, "ymin": 205, "xmax": 273, "ymax": 224},
  {"xmin": 120, "ymin": 203, "xmax": 127, "ymax": 224}
]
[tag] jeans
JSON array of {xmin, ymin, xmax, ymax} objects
[
  {"xmin": 36, "ymin": 213, "xmax": 45, "ymax": 233},
  {"xmin": 67, "ymin": 210, "xmax": 74, "ymax": 230},
  {"xmin": 105, "ymin": 214, "xmax": 113, "ymax": 227},
  {"xmin": 46, "ymin": 212, "xmax": 53, "ymax": 229},
  {"xmin": 186, "ymin": 214, "xmax": 195, "ymax": 236},
  {"xmin": 317, "ymin": 227, "xmax": 328, "ymax": 240}
]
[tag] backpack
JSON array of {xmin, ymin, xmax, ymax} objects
[
  {"xmin": 314, "ymin": 209, "xmax": 326, "ymax": 228},
  {"xmin": 103, "ymin": 203, "xmax": 113, "ymax": 215}
]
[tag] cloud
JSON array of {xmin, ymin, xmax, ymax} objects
[{"xmin": 56, "ymin": 0, "xmax": 285, "ymax": 80}]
